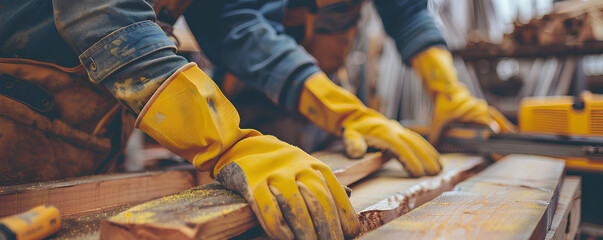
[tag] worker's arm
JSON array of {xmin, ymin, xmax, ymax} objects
[
  {"xmin": 375, "ymin": 0, "xmax": 515, "ymax": 143},
  {"xmin": 411, "ymin": 47, "xmax": 516, "ymax": 143},
  {"xmin": 52, "ymin": 1, "xmax": 359, "ymax": 239},
  {"xmin": 183, "ymin": 1, "xmax": 320, "ymax": 113},
  {"xmin": 52, "ymin": 0, "xmax": 187, "ymax": 114},
  {"xmin": 374, "ymin": 0, "xmax": 446, "ymax": 64},
  {"xmin": 184, "ymin": 1, "xmax": 441, "ymax": 177}
]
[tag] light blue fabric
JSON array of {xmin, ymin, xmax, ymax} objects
[
  {"xmin": 0, "ymin": 0, "xmax": 188, "ymax": 113},
  {"xmin": 184, "ymin": 0, "xmax": 446, "ymax": 113}
]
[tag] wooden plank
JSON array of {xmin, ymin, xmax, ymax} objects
[
  {"xmin": 99, "ymin": 154, "xmax": 486, "ymax": 240},
  {"xmin": 452, "ymin": 41, "xmax": 603, "ymax": 60},
  {"xmin": 98, "ymin": 151, "xmax": 385, "ymax": 240},
  {"xmin": 351, "ymin": 154, "xmax": 487, "ymax": 235},
  {"xmin": 545, "ymin": 176, "xmax": 581, "ymax": 240},
  {"xmin": 52, "ymin": 207, "xmax": 130, "ymax": 240},
  {"xmin": 312, "ymin": 151, "xmax": 387, "ymax": 186},
  {"xmin": 362, "ymin": 154, "xmax": 565, "ymax": 239},
  {"xmin": 0, "ymin": 167, "xmax": 211, "ymax": 219}
]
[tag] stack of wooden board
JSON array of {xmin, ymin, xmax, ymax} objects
[
  {"xmin": 465, "ymin": 0, "xmax": 603, "ymax": 51},
  {"xmin": 36, "ymin": 150, "xmax": 386, "ymax": 239},
  {"xmin": 362, "ymin": 154, "xmax": 566, "ymax": 239},
  {"xmin": 98, "ymin": 154, "xmax": 487, "ymax": 240},
  {"xmin": 3, "ymin": 150, "xmax": 576, "ymax": 239},
  {"xmin": 0, "ymin": 168, "xmax": 212, "ymax": 220}
]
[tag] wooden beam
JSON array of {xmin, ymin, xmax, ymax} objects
[
  {"xmin": 0, "ymin": 167, "xmax": 211, "ymax": 219},
  {"xmin": 99, "ymin": 154, "xmax": 486, "ymax": 240},
  {"xmin": 452, "ymin": 41, "xmax": 603, "ymax": 60},
  {"xmin": 97, "ymin": 151, "xmax": 386, "ymax": 240},
  {"xmin": 545, "ymin": 176, "xmax": 581, "ymax": 240},
  {"xmin": 351, "ymin": 154, "xmax": 486, "ymax": 235},
  {"xmin": 0, "ymin": 146, "xmax": 385, "ymax": 220},
  {"xmin": 361, "ymin": 154, "xmax": 565, "ymax": 239}
]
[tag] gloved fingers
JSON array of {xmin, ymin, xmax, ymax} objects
[
  {"xmin": 431, "ymin": 98, "xmax": 489, "ymax": 142},
  {"xmin": 269, "ymin": 178, "xmax": 317, "ymax": 240},
  {"xmin": 456, "ymin": 101, "xmax": 502, "ymax": 133},
  {"xmin": 343, "ymin": 128, "xmax": 367, "ymax": 159},
  {"xmin": 253, "ymin": 184, "xmax": 295, "ymax": 240},
  {"xmin": 428, "ymin": 116, "xmax": 454, "ymax": 145},
  {"xmin": 488, "ymin": 106, "xmax": 517, "ymax": 133},
  {"xmin": 456, "ymin": 100, "xmax": 488, "ymax": 121},
  {"xmin": 402, "ymin": 128, "xmax": 440, "ymax": 161},
  {"xmin": 473, "ymin": 114, "xmax": 501, "ymax": 133},
  {"xmin": 315, "ymin": 165, "xmax": 361, "ymax": 238},
  {"xmin": 452, "ymin": 96, "xmax": 488, "ymax": 121},
  {"xmin": 400, "ymin": 129, "xmax": 442, "ymax": 175},
  {"xmin": 364, "ymin": 135, "xmax": 426, "ymax": 176},
  {"xmin": 429, "ymin": 95, "xmax": 474, "ymax": 143},
  {"xmin": 296, "ymin": 171, "xmax": 344, "ymax": 240},
  {"xmin": 458, "ymin": 107, "xmax": 500, "ymax": 132}
]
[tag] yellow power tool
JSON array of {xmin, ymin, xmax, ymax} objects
[
  {"xmin": 520, "ymin": 92, "xmax": 603, "ymax": 137},
  {"xmin": 0, "ymin": 205, "xmax": 61, "ymax": 240}
]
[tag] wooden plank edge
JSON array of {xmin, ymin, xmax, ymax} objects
[
  {"xmin": 545, "ymin": 176, "xmax": 581, "ymax": 240},
  {"xmin": 1, "ymin": 151, "xmax": 380, "ymax": 221},
  {"xmin": 0, "ymin": 166, "xmax": 211, "ymax": 219},
  {"xmin": 99, "ymin": 152, "xmax": 387, "ymax": 240},
  {"xmin": 357, "ymin": 156, "xmax": 488, "ymax": 235},
  {"xmin": 332, "ymin": 152, "xmax": 388, "ymax": 186},
  {"xmin": 361, "ymin": 155, "xmax": 566, "ymax": 239},
  {"xmin": 100, "ymin": 154, "xmax": 487, "ymax": 240}
]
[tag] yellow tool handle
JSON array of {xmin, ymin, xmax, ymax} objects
[{"xmin": 0, "ymin": 205, "xmax": 61, "ymax": 240}]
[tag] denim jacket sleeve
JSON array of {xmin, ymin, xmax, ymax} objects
[
  {"xmin": 52, "ymin": 0, "xmax": 188, "ymax": 113},
  {"xmin": 373, "ymin": 0, "xmax": 447, "ymax": 64},
  {"xmin": 184, "ymin": 1, "xmax": 320, "ymax": 113}
]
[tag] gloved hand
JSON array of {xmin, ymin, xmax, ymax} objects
[
  {"xmin": 136, "ymin": 63, "xmax": 359, "ymax": 240},
  {"xmin": 216, "ymin": 135, "xmax": 360, "ymax": 240},
  {"xmin": 299, "ymin": 73, "xmax": 441, "ymax": 177},
  {"xmin": 411, "ymin": 47, "xmax": 516, "ymax": 144}
]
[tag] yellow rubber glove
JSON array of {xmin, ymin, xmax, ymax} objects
[
  {"xmin": 136, "ymin": 63, "xmax": 359, "ymax": 240},
  {"xmin": 411, "ymin": 47, "xmax": 516, "ymax": 144},
  {"xmin": 299, "ymin": 73, "xmax": 441, "ymax": 177}
]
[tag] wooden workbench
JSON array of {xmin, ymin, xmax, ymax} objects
[{"xmin": 0, "ymin": 152, "xmax": 577, "ymax": 239}]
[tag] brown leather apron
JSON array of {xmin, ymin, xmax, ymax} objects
[{"xmin": 0, "ymin": 59, "xmax": 135, "ymax": 185}]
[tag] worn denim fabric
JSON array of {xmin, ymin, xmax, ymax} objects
[
  {"xmin": 0, "ymin": 0, "xmax": 188, "ymax": 113},
  {"xmin": 184, "ymin": 1, "xmax": 321, "ymax": 113},
  {"xmin": 184, "ymin": 0, "xmax": 445, "ymax": 113},
  {"xmin": 374, "ymin": 0, "xmax": 447, "ymax": 64}
]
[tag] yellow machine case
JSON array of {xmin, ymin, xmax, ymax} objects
[{"xmin": 519, "ymin": 93, "xmax": 603, "ymax": 137}]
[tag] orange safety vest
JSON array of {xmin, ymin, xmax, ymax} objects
[{"xmin": 0, "ymin": 59, "xmax": 135, "ymax": 185}]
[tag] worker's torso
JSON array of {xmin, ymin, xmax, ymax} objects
[{"xmin": 0, "ymin": 2, "xmax": 135, "ymax": 185}]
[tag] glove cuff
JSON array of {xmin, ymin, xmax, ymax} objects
[
  {"xmin": 410, "ymin": 46, "xmax": 463, "ymax": 95},
  {"xmin": 135, "ymin": 62, "xmax": 198, "ymax": 127}
]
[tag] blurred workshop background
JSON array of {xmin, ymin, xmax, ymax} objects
[{"xmin": 123, "ymin": 0, "xmax": 603, "ymax": 238}]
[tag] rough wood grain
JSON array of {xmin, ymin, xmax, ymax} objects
[
  {"xmin": 362, "ymin": 154, "xmax": 565, "ymax": 240},
  {"xmin": 313, "ymin": 151, "xmax": 388, "ymax": 186},
  {"xmin": 99, "ymin": 152, "xmax": 385, "ymax": 240},
  {"xmin": 0, "ymin": 167, "xmax": 211, "ymax": 219},
  {"xmin": 351, "ymin": 154, "xmax": 487, "ymax": 235},
  {"xmin": 545, "ymin": 176, "xmax": 581, "ymax": 240},
  {"xmin": 100, "ymin": 154, "xmax": 486, "ymax": 240}
]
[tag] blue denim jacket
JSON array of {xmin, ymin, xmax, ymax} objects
[
  {"xmin": 184, "ymin": 0, "xmax": 446, "ymax": 113},
  {"xmin": 0, "ymin": 0, "xmax": 188, "ymax": 113}
]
